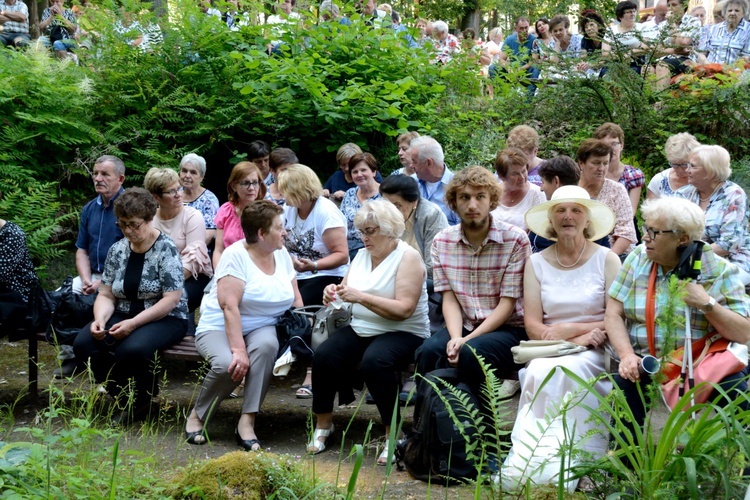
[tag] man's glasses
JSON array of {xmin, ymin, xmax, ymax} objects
[
  {"xmin": 162, "ymin": 187, "xmax": 184, "ymax": 197},
  {"xmin": 116, "ymin": 220, "xmax": 145, "ymax": 230},
  {"xmin": 641, "ymin": 225, "xmax": 675, "ymax": 240},
  {"xmin": 239, "ymin": 180, "xmax": 260, "ymax": 189}
]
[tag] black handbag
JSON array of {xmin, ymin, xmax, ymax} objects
[
  {"xmin": 49, "ymin": 24, "xmax": 68, "ymax": 43},
  {"xmin": 275, "ymin": 308, "xmax": 314, "ymax": 361},
  {"xmin": 46, "ymin": 276, "xmax": 96, "ymax": 346}
]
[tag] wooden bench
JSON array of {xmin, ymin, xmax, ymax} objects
[
  {"xmin": 27, "ymin": 332, "xmax": 202, "ymax": 398},
  {"xmin": 27, "ymin": 332, "xmax": 517, "ymax": 398}
]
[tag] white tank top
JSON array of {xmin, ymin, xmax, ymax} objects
[
  {"xmin": 530, "ymin": 245, "xmax": 609, "ymax": 325},
  {"xmin": 348, "ymin": 240, "xmax": 429, "ymax": 338}
]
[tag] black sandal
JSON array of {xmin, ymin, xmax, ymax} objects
[
  {"xmin": 235, "ymin": 428, "xmax": 262, "ymax": 451},
  {"xmin": 185, "ymin": 429, "xmax": 208, "ymax": 445}
]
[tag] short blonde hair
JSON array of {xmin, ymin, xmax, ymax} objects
[
  {"xmin": 664, "ymin": 133, "xmax": 700, "ymax": 164},
  {"xmin": 689, "ymin": 145, "xmax": 732, "ymax": 183},
  {"xmin": 593, "ymin": 122, "xmax": 624, "ymax": 145},
  {"xmin": 506, "ymin": 125, "xmax": 539, "ymax": 153},
  {"xmin": 336, "ymin": 143, "xmax": 363, "ymax": 166},
  {"xmin": 354, "ymin": 199, "xmax": 405, "ymax": 239},
  {"xmin": 396, "ymin": 131, "xmax": 420, "ymax": 149},
  {"xmin": 144, "ymin": 167, "xmax": 180, "ymax": 195},
  {"xmin": 276, "ymin": 164, "xmax": 324, "ymax": 206},
  {"xmin": 641, "ymin": 197, "xmax": 705, "ymax": 241}
]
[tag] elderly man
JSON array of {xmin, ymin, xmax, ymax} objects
[
  {"xmin": 651, "ymin": 0, "xmax": 703, "ymax": 89},
  {"xmin": 0, "ymin": 0, "xmax": 30, "ymax": 47},
  {"xmin": 697, "ymin": 0, "xmax": 750, "ymax": 64},
  {"xmin": 640, "ymin": 0, "xmax": 669, "ymax": 41},
  {"xmin": 409, "ymin": 136, "xmax": 459, "ymax": 225},
  {"xmin": 415, "ymin": 166, "xmax": 530, "ymax": 408},
  {"xmin": 55, "ymin": 156, "xmax": 126, "ymax": 378},
  {"xmin": 495, "ymin": 17, "xmax": 537, "ymax": 76}
]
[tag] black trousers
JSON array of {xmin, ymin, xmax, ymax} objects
[
  {"xmin": 312, "ymin": 326, "xmax": 424, "ymax": 426},
  {"xmin": 74, "ymin": 312, "xmax": 187, "ymax": 406},
  {"xmin": 298, "ymin": 275, "xmax": 342, "ymax": 307},
  {"xmin": 185, "ymin": 273, "xmax": 211, "ymax": 312}
]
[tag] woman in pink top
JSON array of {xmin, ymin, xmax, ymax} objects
[{"xmin": 214, "ymin": 162, "xmax": 267, "ymax": 269}]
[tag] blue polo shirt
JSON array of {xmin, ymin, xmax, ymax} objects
[
  {"xmin": 75, "ymin": 189, "xmax": 124, "ymax": 274},
  {"xmin": 502, "ymin": 32, "xmax": 537, "ymax": 64}
]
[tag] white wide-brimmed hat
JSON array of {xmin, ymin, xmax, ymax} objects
[{"xmin": 525, "ymin": 185, "xmax": 615, "ymax": 242}]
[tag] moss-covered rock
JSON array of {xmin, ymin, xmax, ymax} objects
[{"xmin": 171, "ymin": 451, "xmax": 323, "ymax": 499}]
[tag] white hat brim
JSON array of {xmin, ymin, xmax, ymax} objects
[{"xmin": 525, "ymin": 197, "xmax": 616, "ymax": 242}]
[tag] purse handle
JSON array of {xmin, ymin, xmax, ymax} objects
[{"xmin": 646, "ymin": 261, "xmax": 658, "ymax": 357}]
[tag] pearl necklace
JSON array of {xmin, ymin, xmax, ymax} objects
[{"xmin": 555, "ymin": 243, "xmax": 587, "ymax": 269}]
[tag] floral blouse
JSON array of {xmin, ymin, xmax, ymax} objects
[
  {"xmin": 595, "ymin": 179, "xmax": 637, "ymax": 249},
  {"xmin": 676, "ymin": 181, "xmax": 750, "ymax": 274},
  {"xmin": 102, "ymin": 233, "xmax": 188, "ymax": 319},
  {"xmin": 0, "ymin": 222, "xmax": 36, "ymax": 302},
  {"xmin": 340, "ymin": 187, "xmax": 381, "ymax": 251},
  {"xmin": 185, "ymin": 189, "xmax": 220, "ymax": 230}
]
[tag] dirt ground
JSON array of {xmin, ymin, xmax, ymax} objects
[{"xmin": 0, "ymin": 337, "xmax": 520, "ymax": 499}]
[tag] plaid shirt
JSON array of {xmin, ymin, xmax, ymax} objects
[
  {"xmin": 698, "ymin": 18, "xmax": 750, "ymax": 64},
  {"xmin": 608, "ymin": 244, "xmax": 750, "ymax": 357},
  {"xmin": 431, "ymin": 215, "xmax": 530, "ymax": 331},
  {"xmin": 0, "ymin": 0, "xmax": 28, "ymax": 34},
  {"xmin": 618, "ymin": 163, "xmax": 645, "ymax": 191}
]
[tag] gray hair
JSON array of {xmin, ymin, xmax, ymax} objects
[
  {"xmin": 432, "ymin": 20, "xmax": 449, "ymax": 34},
  {"xmin": 95, "ymin": 155, "xmax": 125, "ymax": 176},
  {"xmin": 641, "ymin": 198, "xmax": 705, "ymax": 241},
  {"xmin": 319, "ymin": 0, "xmax": 340, "ymax": 17},
  {"xmin": 689, "ymin": 144, "xmax": 732, "ymax": 183},
  {"xmin": 664, "ymin": 133, "xmax": 700, "ymax": 164},
  {"xmin": 409, "ymin": 136, "xmax": 445, "ymax": 166},
  {"xmin": 180, "ymin": 153, "xmax": 207, "ymax": 177},
  {"xmin": 723, "ymin": 0, "xmax": 748, "ymax": 16},
  {"xmin": 354, "ymin": 199, "xmax": 405, "ymax": 239}
]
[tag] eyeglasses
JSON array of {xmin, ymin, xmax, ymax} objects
[
  {"xmin": 359, "ymin": 226, "xmax": 380, "ymax": 237},
  {"xmin": 239, "ymin": 180, "xmax": 260, "ymax": 189},
  {"xmin": 162, "ymin": 186, "xmax": 184, "ymax": 197},
  {"xmin": 116, "ymin": 220, "xmax": 145, "ymax": 230},
  {"xmin": 686, "ymin": 162, "xmax": 702, "ymax": 171},
  {"xmin": 669, "ymin": 162, "xmax": 690, "ymax": 170},
  {"xmin": 641, "ymin": 225, "xmax": 675, "ymax": 240}
]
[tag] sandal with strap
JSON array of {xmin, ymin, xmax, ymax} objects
[
  {"xmin": 296, "ymin": 385, "xmax": 313, "ymax": 399},
  {"xmin": 185, "ymin": 429, "xmax": 208, "ymax": 445},
  {"xmin": 377, "ymin": 439, "xmax": 396, "ymax": 466},
  {"xmin": 307, "ymin": 424, "xmax": 335, "ymax": 455}
]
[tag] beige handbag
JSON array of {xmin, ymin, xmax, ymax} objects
[{"xmin": 511, "ymin": 340, "xmax": 588, "ymax": 364}]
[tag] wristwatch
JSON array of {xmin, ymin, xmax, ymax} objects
[
  {"xmin": 699, "ymin": 296, "xmax": 716, "ymax": 313},
  {"xmin": 311, "ymin": 261, "xmax": 318, "ymax": 274}
]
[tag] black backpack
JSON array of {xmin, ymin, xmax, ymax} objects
[{"xmin": 396, "ymin": 368, "xmax": 480, "ymax": 484}]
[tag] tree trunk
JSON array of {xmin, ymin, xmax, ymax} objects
[
  {"xmin": 153, "ymin": 0, "xmax": 167, "ymax": 18},
  {"xmin": 460, "ymin": 7, "xmax": 481, "ymax": 36}
]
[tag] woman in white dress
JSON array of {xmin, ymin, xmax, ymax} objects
[{"xmin": 502, "ymin": 185, "xmax": 621, "ymax": 492}]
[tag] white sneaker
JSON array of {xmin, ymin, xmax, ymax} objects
[{"xmin": 497, "ymin": 379, "xmax": 521, "ymax": 400}]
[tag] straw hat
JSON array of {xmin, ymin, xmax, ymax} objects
[{"xmin": 525, "ymin": 185, "xmax": 615, "ymax": 241}]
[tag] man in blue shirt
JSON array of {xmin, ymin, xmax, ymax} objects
[
  {"xmin": 56, "ymin": 155, "xmax": 125, "ymax": 378},
  {"xmin": 490, "ymin": 16, "xmax": 539, "ymax": 89},
  {"xmin": 409, "ymin": 136, "xmax": 460, "ymax": 225}
]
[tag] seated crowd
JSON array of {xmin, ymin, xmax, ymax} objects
[
  {"xmin": 5, "ymin": 0, "xmax": 749, "ymax": 94},
  {"xmin": 2, "ymin": 121, "xmax": 750, "ymax": 491}
]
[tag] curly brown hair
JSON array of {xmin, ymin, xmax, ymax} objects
[
  {"xmin": 114, "ymin": 187, "xmax": 157, "ymax": 221},
  {"xmin": 445, "ymin": 166, "xmax": 501, "ymax": 213}
]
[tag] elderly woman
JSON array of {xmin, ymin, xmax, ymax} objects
[
  {"xmin": 74, "ymin": 188, "xmax": 188, "ymax": 425},
  {"xmin": 647, "ymin": 133, "xmax": 701, "ymax": 199},
  {"xmin": 606, "ymin": 197, "xmax": 750, "ymax": 435},
  {"xmin": 677, "ymin": 145, "xmax": 750, "ymax": 285},
  {"xmin": 144, "ymin": 168, "xmax": 212, "ymax": 312},
  {"xmin": 431, "ymin": 20, "xmax": 461, "ymax": 64},
  {"xmin": 308, "ymin": 200, "xmax": 429, "ymax": 466},
  {"xmin": 277, "ymin": 164, "xmax": 350, "ymax": 399},
  {"xmin": 491, "ymin": 147, "xmax": 546, "ymax": 232},
  {"xmin": 379, "ymin": 175, "xmax": 447, "ymax": 282},
  {"xmin": 265, "ymin": 148, "xmax": 299, "ymax": 206},
  {"xmin": 506, "ymin": 125, "xmax": 545, "ymax": 186},
  {"xmin": 394, "ymin": 131, "xmax": 420, "ymax": 176},
  {"xmin": 213, "ymin": 161, "xmax": 267, "ymax": 269},
  {"xmin": 340, "ymin": 152, "xmax": 383, "ymax": 260},
  {"xmin": 185, "ymin": 201, "xmax": 303, "ymax": 449},
  {"xmin": 0, "ymin": 219, "xmax": 39, "ymax": 336},
  {"xmin": 577, "ymin": 139, "xmax": 637, "ymax": 258},
  {"xmin": 576, "ymin": 10, "xmax": 607, "ymax": 77},
  {"xmin": 179, "ymin": 154, "xmax": 220, "ymax": 246},
  {"xmin": 502, "ymin": 185, "xmax": 620, "ymax": 491},
  {"xmin": 602, "ymin": 1, "xmax": 647, "ymax": 72}
]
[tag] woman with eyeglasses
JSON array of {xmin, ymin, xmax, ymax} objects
[
  {"xmin": 73, "ymin": 187, "xmax": 189, "ymax": 425},
  {"xmin": 606, "ymin": 197, "xmax": 750, "ymax": 440},
  {"xmin": 144, "ymin": 168, "xmax": 212, "ymax": 312},
  {"xmin": 308, "ymin": 200, "xmax": 429, "ymax": 466},
  {"xmin": 647, "ymin": 133, "xmax": 701, "ymax": 199},
  {"xmin": 677, "ymin": 145, "xmax": 750, "ymax": 285},
  {"xmin": 213, "ymin": 162, "xmax": 267, "ymax": 269}
]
